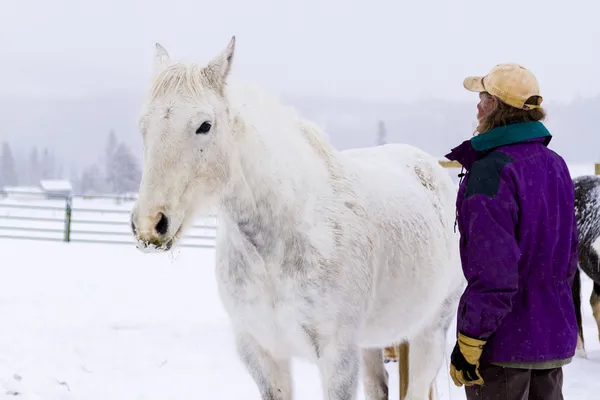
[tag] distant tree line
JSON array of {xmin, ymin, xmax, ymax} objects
[
  {"xmin": 0, "ymin": 142, "xmax": 64, "ymax": 188},
  {"xmin": 78, "ymin": 130, "xmax": 142, "ymax": 195},
  {"xmin": 1, "ymin": 130, "xmax": 142, "ymax": 195},
  {"xmin": 0, "ymin": 142, "xmax": 18, "ymax": 188}
]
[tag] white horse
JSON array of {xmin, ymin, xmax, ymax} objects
[{"xmin": 131, "ymin": 37, "xmax": 464, "ymax": 400}]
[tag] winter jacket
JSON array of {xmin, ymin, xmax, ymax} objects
[{"xmin": 445, "ymin": 121, "xmax": 578, "ymax": 364}]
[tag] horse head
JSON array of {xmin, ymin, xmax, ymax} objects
[{"xmin": 131, "ymin": 37, "xmax": 237, "ymax": 252}]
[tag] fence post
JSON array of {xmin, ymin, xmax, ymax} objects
[{"xmin": 64, "ymin": 196, "xmax": 72, "ymax": 242}]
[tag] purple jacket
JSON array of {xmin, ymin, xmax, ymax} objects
[{"xmin": 446, "ymin": 121, "xmax": 578, "ymax": 364}]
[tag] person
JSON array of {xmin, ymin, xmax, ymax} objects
[{"xmin": 445, "ymin": 63, "xmax": 578, "ymax": 399}]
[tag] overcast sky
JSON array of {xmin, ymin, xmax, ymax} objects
[{"xmin": 2, "ymin": 0, "xmax": 599, "ymax": 103}]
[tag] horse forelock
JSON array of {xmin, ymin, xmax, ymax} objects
[{"xmin": 148, "ymin": 63, "xmax": 215, "ymax": 102}]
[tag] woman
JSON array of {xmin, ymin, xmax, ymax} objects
[{"xmin": 445, "ymin": 63, "xmax": 578, "ymax": 399}]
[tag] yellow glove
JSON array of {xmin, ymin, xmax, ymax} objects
[{"xmin": 449, "ymin": 333, "xmax": 486, "ymax": 387}]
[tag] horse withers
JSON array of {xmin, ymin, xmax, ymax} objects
[{"xmin": 130, "ymin": 37, "xmax": 464, "ymax": 400}]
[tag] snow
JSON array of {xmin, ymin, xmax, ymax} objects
[
  {"xmin": 1, "ymin": 186, "xmax": 44, "ymax": 195},
  {"xmin": 39, "ymin": 180, "xmax": 73, "ymax": 194},
  {"xmin": 1, "ymin": 187, "xmax": 45, "ymax": 201},
  {"xmin": 568, "ymin": 163, "xmax": 596, "ymax": 179},
  {"xmin": 0, "ymin": 239, "xmax": 599, "ymax": 399}
]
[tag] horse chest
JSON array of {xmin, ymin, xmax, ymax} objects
[{"xmin": 217, "ymin": 256, "xmax": 323, "ymax": 358}]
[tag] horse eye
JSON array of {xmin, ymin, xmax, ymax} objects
[{"xmin": 196, "ymin": 122, "xmax": 212, "ymax": 134}]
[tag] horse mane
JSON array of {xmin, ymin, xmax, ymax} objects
[{"xmin": 225, "ymin": 81, "xmax": 338, "ymax": 164}]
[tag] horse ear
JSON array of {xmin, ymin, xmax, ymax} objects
[
  {"xmin": 154, "ymin": 43, "xmax": 171, "ymax": 74},
  {"xmin": 205, "ymin": 36, "xmax": 236, "ymax": 88}
]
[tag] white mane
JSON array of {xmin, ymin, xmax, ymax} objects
[{"xmin": 225, "ymin": 79, "xmax": 338, "ymax": 161}]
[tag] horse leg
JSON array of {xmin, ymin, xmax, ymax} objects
[
  {"xmin": 317, "ymin": 338, "xmax": 361, "ymax": 400},
  {"xmin": 404, "ymin": 324, "xmax": 447, "ymax": 400},
  {"xmin": 383, "ymin": 346, "xmax": 398, "ymax": 363},
  {"xmin": 362, "ymin": 348, "xmax": 389, "ymax": 400},
  {"xmin": 235, "ymin": 330, "xmax": 292, "ymax": 400},
  {"xmin": 591, "ymin": 281, "xmax": 600, "ymax": 342},
  {"xmin": 573, "ymin": 268, "xmax": 587, "ymax": 358},
  {"xmin": 398, "ymin": 342, "xmax": 409, "ymax": 400}
]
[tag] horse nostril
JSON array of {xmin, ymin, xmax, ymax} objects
[{"xmin": 155, "ymin": 213, "xmax": 169, "ymax": 236}]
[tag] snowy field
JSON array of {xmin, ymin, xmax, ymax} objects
[
  {"xmin": 1, "ymin": 240, "xmax": 600, "ymax": 399},
  {"xmin": 0, "ymin": 162, "xmax": 599, "ymax": 399}
]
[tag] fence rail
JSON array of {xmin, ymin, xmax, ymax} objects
[
  {"xmin": 0, "ymin": 192, "xmax": 217, "ymax": 248},
  {"xmin": 2, "ymin": 160, "xmax": 599, "ymax": 248}
]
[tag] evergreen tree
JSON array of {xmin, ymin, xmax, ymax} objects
[
  {"xmin": 55, "ymin": 162, "xmax": 64, "ymax": 178},
  {"xmin": 110, "ymin": 142, "xmax": 142, "ymax": 194},
  {"xmin": 0, "ymin": 142, "xmax": 18, "ymax": 188},
  {"xmin": 377, "ymin": 120, "xmax": 387, "ymax": 146},
  {"xmin": 79, "ymin": 164, "xmax": 104, "ymax": 194},
  {"xmin": 100, "ymin": 130, "xmax": 142, "ymax": 194},
  {"xmin": 102, "ymin": 130, "xmax": 119, "ymax": 193},
  {"xmin": 28, "ymin": 146, "xmax": 40, "ymax": 184},
  {"xmin": 106, "ymin": 130, "xmax": 118, "ymax": 158},
  {"xmin": 104, "ymin": 130, "xmax": 119, "ymax": 192},
  {"xmin": 40, "ymin": 148, "xmax": 56, "ymax": 179},
  {"xmin": 15, "ymin": 152, "xmax": 30, "ymax": 187}
]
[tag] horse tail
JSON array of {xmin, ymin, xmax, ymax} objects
[{"xmin": 573, "ymin": 267, "xmax": 585, "ymax": 351}]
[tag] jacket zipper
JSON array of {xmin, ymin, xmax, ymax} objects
[{"xmin": 454, "ymin": 166, "xmax": 466, "ymax": 233}]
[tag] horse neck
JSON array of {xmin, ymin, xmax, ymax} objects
[{"xmin": 219, "ymin": 111, "xmax": 336, "ymax": 244}]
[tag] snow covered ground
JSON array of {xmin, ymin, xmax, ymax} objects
[{"xmin": 1, "ymin": 239, "xmax": 600, "ymax": 399}]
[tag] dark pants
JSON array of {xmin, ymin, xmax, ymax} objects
[{"xmin": 465, "ymin": 362, "xmax": 564, "ymax": 400}]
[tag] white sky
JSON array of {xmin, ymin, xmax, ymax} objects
[{"xmin": 2, "ymin": 0, "xmax": 599, "ymax": 103}]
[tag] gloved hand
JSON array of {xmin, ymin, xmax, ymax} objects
[{"xmin": 449, "ymin": 333, "xmax": 486, "ymax": 387}]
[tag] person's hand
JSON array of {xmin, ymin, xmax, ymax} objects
[{"xmin": 449, "ymin": 333, "xmax": 485, "ymax": 387}]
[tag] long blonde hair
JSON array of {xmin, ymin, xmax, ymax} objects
[{"xmin": 476, "ymin": 93, "xmax": 546, "ymax": 134}]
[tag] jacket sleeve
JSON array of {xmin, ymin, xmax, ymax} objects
[{"xmin": 458, "ymin": 155, "xmax": 522, "ymax": 340}]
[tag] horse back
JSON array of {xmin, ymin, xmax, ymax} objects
[{"xmin": 338, "ymin": 143, "xmax": 463, "ymax": 344}]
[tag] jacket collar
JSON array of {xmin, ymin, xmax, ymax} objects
[{"xmin": 445, "ymin": 121, "xmax": 552, "ymax": 170}]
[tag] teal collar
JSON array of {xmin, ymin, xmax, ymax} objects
[{"xmin": 470, "ymin": 121, "xmax": 552, "ymax": 152}]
